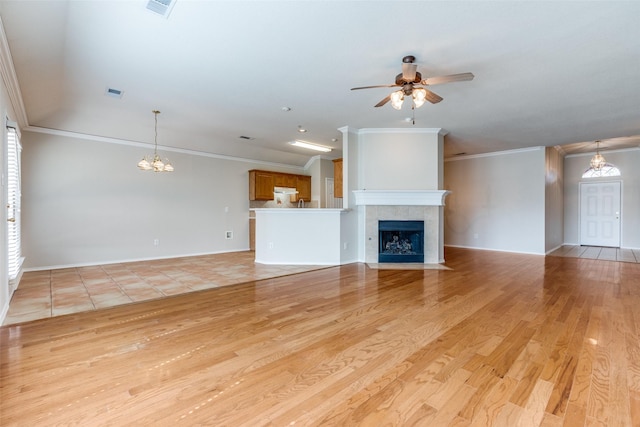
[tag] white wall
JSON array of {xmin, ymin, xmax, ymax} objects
[
  {"xmin": 339, "ymin": 127, "xmax": 361, "ymax": 263},
  {"xmin": 308, "ymin": 156, "xmax": 334, "ymax": 208},
  {"xmin": 20, "ymin": 130, "xmax": 294, "ymax": 269},
  {"xmin": 358, "ymin": 128, "xmax": 445, "ymax": 191},
  {"xmin": 444, "ymin": 147, "xmax": 547, "ymax": 254},
  {"xmin": 564, "ymin": 148, "xmax": 640, "ymax": 249},
  {"xmin": 545, "ymin": 147, "xmax": 564, "ymax": 253}
]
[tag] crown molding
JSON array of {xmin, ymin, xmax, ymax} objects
[
  {"xmin": 564, "ymin": 146, "xmax": 640, "ymax": 158},
  {"xmin": 0, "ymin": 17, "xmax": 28, "ymax": 128},
  {"xmin": 445, "ymin": 146, "xmax": 543, "ymax": 162},
  {"xmin": 24, "ymin": 125, "xmax": 306, "ymax": 170}
]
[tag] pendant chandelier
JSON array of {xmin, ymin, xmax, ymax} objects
[
  {"xmin": 589, "ymin": 140, "xmax": 606, "ymax": 171},
  {"xmin": 137, "ymin": 110, "xmax": 174, "ymax": 172}
]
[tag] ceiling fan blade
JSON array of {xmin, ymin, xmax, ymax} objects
[
  {"xmin": 423, "ymin": 88, "xmax": 443, "ymax": 104},
  {"xmin": 375, "ymin": 95, "xmax": 391, "ymax": 107},
  {"xmin": 351, "ymin": 84, "xmax": 399, "ymax": 90},
  {"xmin": 401, "ymin": 62, "xmax": 417, "ymax": 82},
  {"xmin": 421, "ymin": 72, "xmax": 475, "ymax": 86}
]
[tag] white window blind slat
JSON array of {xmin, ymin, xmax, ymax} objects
[{"xmin": 7, "ymin": 125, "xmax": 22, "ymax": 281}]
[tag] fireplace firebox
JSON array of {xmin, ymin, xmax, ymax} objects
[{"xmin": 378, "ymin": 220, "xmax": 425, "ymax": 263}]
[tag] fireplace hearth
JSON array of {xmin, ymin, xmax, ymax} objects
[{"xmin": 378, "ymin": 220, "xmax": 425, "ymax": 263}]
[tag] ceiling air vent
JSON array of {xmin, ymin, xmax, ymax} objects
[
  {"xmin": 105, "ymin": 87, "xmax": 124, "ymax": 99},
  {"xmin": 146, "ymin": 0, "xmax": 176, "ymax": 18}
]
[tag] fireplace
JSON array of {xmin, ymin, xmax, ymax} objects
[
  {"xmin": 378, "ymin": 220, "xmax": 425, "ymax": 263},
  {"xmin": 354, "ymin": 190, "xmax": 450, "ymax": 264}
]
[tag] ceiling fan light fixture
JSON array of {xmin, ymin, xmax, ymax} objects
[
  {"xmin": 390, "ymin": 90, "xmax": 404, "ymax": 110},
  {"xmin": 412, "ymin": 88, "xmax": 427, "ymax": 108}
]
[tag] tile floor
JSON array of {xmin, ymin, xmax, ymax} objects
[
  {"xmin": 3, "ymin": 251, "xmax": 328, "ymax": 326},
  {"xmin": 547, "ymin": 244, "xmax": 640, "ymax": 263}
]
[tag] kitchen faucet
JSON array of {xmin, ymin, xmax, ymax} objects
[{"xmin": 298, "ymin": 198, "xmax": 304, "ymax": 208}]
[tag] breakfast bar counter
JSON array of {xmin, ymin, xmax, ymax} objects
[{"xmin": 251, "ymin": 208, "xmax": 348, "ymax": 265}]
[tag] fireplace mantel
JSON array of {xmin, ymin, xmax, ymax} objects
[{"xmin": 353, "ymin": 190, "xmax": 450, "ymax": 206}]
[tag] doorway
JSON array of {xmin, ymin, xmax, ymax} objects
[{"xmin": 579, "ymin": 181, "xmax": 621, "ymax": 247}]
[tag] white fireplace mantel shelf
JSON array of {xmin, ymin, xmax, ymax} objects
[{"xmin": 353, "ymin": 190, "xmax": 450, "ymax": 206}]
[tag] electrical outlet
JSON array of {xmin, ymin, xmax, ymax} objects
[
  {"xmin": 153, "ymin": 238, "xmax": 159, "ymax": 246},
  {"xmin": 269, "ymin": 242, "xmax": 274, "ymax": 249},
  {"xmin": 225, "ymin": 231, "xmax": 233, "ymax": 239}
]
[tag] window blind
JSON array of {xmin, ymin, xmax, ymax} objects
[{"xmin": 7, "ymin": 124, "xmax": 22, "ymax": 282}]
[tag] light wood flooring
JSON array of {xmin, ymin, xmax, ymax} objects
[{"xmin": 2, "ymin": 247, "xmax": 639, "ymax": 426}]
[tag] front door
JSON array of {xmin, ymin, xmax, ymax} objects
[{"xmin": 579, "ymin": 181, "xmax": 621, "ymax": 247}]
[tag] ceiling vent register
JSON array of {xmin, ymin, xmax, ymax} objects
[{"xmin": 146, "ymin": 0, "xmax": 176, "ymax": 18}]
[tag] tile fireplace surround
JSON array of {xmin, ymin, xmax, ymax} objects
[{"xmin": 353, "ymin": 190, "xmax": 449, "ymax": 264}]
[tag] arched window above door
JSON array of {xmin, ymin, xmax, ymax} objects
[{"xmin": 582, "ymin": 163, "xmax": 621, "ymax": 178}]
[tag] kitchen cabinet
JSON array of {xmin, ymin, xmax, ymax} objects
[
  {"xmin": 249, "ymin": 170, "xmax": 276, "ymax": 200},
  {"xmin": 274, "ymin": 173, "xmax": 297, "ymax": 188},
  {"xmin": 296, "ymin": 175, "xmax": 311, "ymax": 202},
  {"xmin": 249, "ymin": 170, "xmax": 312, "ymax": 201},
  {"xmin": 333, "ymin": 158, "xmax": 343, "ymax": 198}
]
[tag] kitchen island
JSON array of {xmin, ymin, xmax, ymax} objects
[{"xmin": 252, "ymin": 208, "xmax": 348, "ymax": 265}]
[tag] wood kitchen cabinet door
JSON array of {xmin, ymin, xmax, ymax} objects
[
  {"xmin": 333, "ymin": 159, "xmax": 343, "ymax": 198},
  {"xmin": 274, "ymin": 173, "xmax": 297, "ymax": 188},
  {"xmin": 296, "ymin": 175, "xmax": 311, "ymax": 201},
  {"xmin": 249, "ymin": 170, "xmax": 275, "ymax": 200}
]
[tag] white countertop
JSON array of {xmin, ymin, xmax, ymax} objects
[{"xmin": 250, "ymin": 208, "xmax": 347, "ymax": 212}]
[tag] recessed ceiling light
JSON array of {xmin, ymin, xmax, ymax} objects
[
  {"xmin": 289, "ymin": 140, "xmax": 332, "ymax": 152},
  {"xmin": 239, "ymin": 135, "xmax": 255, "ymax": 140},
  {"xmin": 297, "ymin": 125, "xmax": 307, "ymax": 133},
  {"xmin": 281, "ymin": 107, "xmax": 291, "ymax": 112}
]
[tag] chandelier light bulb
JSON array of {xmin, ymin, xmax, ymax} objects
[
  {"xmin": 137, "ymin": 157, "xmax": 151, "ymax": 170},
  {"xmin": 589, "ymin": 140, "xmax": 606, "ymax": 170},
  {"xmin": 590, "ymin": 153, "xmax": 606, "ymax": 170}
]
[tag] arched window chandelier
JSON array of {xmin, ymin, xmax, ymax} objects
[{"xmin": 137, "ymin": 110, "xmax": 174, "ymax": 172}]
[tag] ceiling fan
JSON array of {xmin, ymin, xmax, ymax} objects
[{"xmin": 351, "ymin": 55, "xmax": 474, "ymax": 110}]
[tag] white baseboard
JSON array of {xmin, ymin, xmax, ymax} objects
[
  {"xmin": 444, "ymin": 244, "xmax": 545, "ymax": 256},
  {"xmin": 22, "ymin": 248, "xmax": 251, "ymax": 272}
]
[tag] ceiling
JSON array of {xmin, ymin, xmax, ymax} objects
[{"xmin": 1, "ymin": 1, "xmax": 639, "ymax": 167}]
